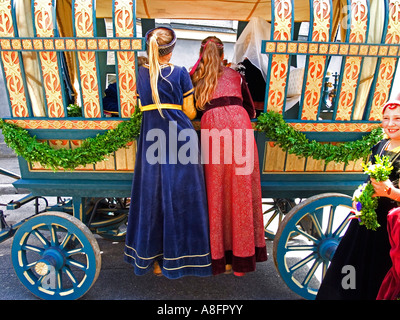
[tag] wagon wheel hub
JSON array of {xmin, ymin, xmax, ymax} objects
[
  {"xmin": 34, "ymin": 262, "xmax": 49, "ymax": 276},
  {"xmin": 34, "ymin": 247, "xmax": 66, "ymax": 276},
  {"xmin": 317, "ymin": 238, "xmax": 339, "ymax": 262}
]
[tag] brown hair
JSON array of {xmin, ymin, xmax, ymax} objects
[{"xmin": 190, "ymin": 36, "xmax": 224, "ymax": 110}]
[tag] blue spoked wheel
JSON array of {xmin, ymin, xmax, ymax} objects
[
  {"xmin": 11, "ymin": 212, "xmax": 101, "ymax": 300},
  {"xmin": 263, "ymin": 198, "xmax": 297, "ymax": 240},
  {"xmin": 273, "ymin": 193, "xmax": 353, "ymax": 300}
]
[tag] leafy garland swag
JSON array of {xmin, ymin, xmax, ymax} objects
[
  {"xmin": 0, "ymin": 111, "xmax": 142, "ymax": 170},
  {"xmin": 0, "ymin": 110, "xmax": 383, "ymax": 171},
  {"xmin": 256, "ymin": 111, "xmax": 383, "ymax": 165}
]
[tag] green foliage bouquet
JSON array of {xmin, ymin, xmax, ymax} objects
[{"xmin": 352, "ymin": 155, "xmax": 393, "ymax": 230}]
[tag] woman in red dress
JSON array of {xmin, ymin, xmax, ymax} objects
[
  {"xmin": 376, "ymin": 206, "xmax": 400, "ymax": 300},
  {"xmin": 190, "ymin": 36, "xmax": 267, "ymax": 276}
]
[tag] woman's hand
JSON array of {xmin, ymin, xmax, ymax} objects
[{"xmin": 370, "ymin": 178, "xmax": 395, "ymax": 198}]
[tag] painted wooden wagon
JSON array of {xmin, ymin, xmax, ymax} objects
[{"xmin": 0, "ymin": 0, "xmax": 399, "ymax": 300}]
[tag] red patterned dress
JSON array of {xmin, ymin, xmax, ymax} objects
[{"xmin": 200, "ymin": 67, "xmax": 267, "ymax": 275}]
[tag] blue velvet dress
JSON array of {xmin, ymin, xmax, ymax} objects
[{"xmin": 124, "ymin": 64, "xmax": 212, "ymax": 278}]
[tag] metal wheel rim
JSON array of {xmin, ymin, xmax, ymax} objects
[
  {"xmin": 273, "ymin": 193, "xmax": 353, "ymax": 300},
  {"xmin": 11, "ymin": 212, "xmax": 101, "ymax": 300}
]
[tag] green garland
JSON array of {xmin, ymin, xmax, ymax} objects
[
  {"xmin": 0, "ymin": 110, "xmax": 383, "ymax": 171},
  {"xmin": 0, "ymin": 111, "xmax": 142, "ymax": 170},
  {"xmin": 255, "ymin": 111, "xmax": 383, "ymax": 165},
  {"xmin": 352, "ymin": 155, "xmax": 393, "ymax": 230}
]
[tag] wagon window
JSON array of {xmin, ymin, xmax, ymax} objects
[
  {"xmin": 2, "ymin": 1, "xmax": 395, "ymax": 125},
  {"xmin": 56, "ymin": 2, "xmax": 80, "ymax": 117}
]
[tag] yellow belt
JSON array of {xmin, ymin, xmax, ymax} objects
[{"xmin": 140, "ymin": 103, "xmax": 182, "ymax": 112}]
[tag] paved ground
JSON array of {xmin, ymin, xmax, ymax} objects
[
  {"xmin": 0, "ymin": 230, "xmax": 299, "ymax": 301},
  {"xmin": 0, "ymin": 156, "xmax": 302, "ymax": 304}
]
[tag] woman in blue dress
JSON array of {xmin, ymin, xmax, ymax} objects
[{"xmin": 124, "ymin": 27, "xmax": 212, "ymax": 278}]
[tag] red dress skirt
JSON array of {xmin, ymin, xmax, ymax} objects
[
  {"xmin": 377, "ymin": 207, "xmax": 400, "ymax": 300},
  {"xmin": 200, "ymin": 67, "xmax": 267, "ymax": 275}
]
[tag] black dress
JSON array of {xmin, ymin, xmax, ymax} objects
[
  {"xmin": 316, "ymin": 139, "xmax": 399, "ymax": 300},
  {"xmin": 237, "ymin": 59, "xmax": 265, "ymax": 117}
]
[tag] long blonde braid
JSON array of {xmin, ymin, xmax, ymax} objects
[
  {"xmin": 148, "ymin": 34, "xmax": 162, "ymax": 112},
  {"xmin": 146, "ymin": 28, "xmax": 175, "ymax": 116}
]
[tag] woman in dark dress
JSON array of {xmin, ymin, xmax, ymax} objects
[{"xmin": 316, "ymin": 99, "xmax": 400, "ymax": 299}]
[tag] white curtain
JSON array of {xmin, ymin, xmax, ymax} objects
[
  {"xmin": 15, "ymin": 0, "xmax": 46, "ymax": 117},
  {"xmin": 232, "ymin": 17, "xmax": 271, "ymax": 80}
]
